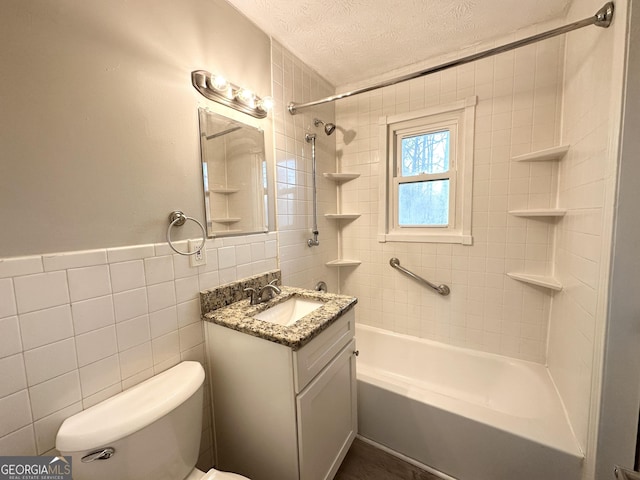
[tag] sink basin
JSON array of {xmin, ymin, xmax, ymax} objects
[{"xmin": 253, "ymin": 296, "xmax": 324, "ymax": 326}]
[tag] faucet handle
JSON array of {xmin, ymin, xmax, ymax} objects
[
  {"xmin": 266, "ymin": 279, "xmax": 282, "ymax": 294},
  {"xmin": 244, "ymin": 287, "xmax": 259, "ymax": 305}
]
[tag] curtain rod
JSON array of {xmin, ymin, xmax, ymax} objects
[{"xmin": 287, "ymin": 2, "xmax": 614, "ymax": 115}]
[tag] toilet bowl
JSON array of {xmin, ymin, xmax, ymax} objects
[{"xmin": 55, "ymin": 361, "xmax": 250, "ymax": 480}]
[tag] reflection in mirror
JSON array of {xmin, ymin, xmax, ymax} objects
[{"xmin": 198, "ymin": 108, "xmax": 269, "ymax": 237}]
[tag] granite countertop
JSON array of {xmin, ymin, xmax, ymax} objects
[{"xmin": 202, "ymin": 286, "xmax": 357, "ymax": 350}]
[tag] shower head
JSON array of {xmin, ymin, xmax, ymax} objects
[{"xmin": 314, "ymin": 118, "xmax": 336, "ymax": 136}]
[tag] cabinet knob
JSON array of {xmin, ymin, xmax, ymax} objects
[{"xmin": 353, "ymin": 350, "xmax": 359, "ymax": 357}]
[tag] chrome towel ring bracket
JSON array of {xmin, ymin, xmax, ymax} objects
[{"xmin": 166, "ymin": 211, "xmax": 206, "ymax": 256}]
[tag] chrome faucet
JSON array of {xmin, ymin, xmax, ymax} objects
[{"xmin": 244, "ymin": 279, "xmax": 281, "ymax": 306}]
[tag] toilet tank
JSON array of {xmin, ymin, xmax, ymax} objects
[{"xmin": 56, "ymin": 361, "xmax": 206, "ymax": 480}]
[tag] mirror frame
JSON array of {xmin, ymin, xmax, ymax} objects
[{"xmin": 197, "ymin": 107, "xmax": 275, "ymax": 238}]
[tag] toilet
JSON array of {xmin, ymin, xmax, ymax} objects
[{"xmin": 55, "ymin": 361, "xmax": 249, "ymax": 480}]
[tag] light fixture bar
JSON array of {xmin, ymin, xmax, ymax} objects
[{"xmin": 191, "ymin": 70, "xmax": 272, "ymax": 119}]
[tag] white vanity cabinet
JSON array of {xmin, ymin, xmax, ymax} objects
[{"xmin": 205, "ymin": 308, "xmax": 357, "ymax": 480}]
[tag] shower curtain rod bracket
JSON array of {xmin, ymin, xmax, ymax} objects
[
  {"xmin": 287, "ymin": 2, "xmax": 614, "ymax": 114},
  {"xmin": 595, "ymin": 1, "xmax": 614, "ymax": 27}
]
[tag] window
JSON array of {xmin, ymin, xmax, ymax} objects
[{"xmin": 378, "ymin": 96, "xmax": 476, "ymax": 244}]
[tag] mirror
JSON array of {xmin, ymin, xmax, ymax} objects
[{"xmin": 198, "ymin": 108, "xmax": 270, "ymax": 237}]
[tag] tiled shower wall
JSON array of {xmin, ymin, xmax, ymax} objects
[
  {"xmin": 548, "ymin": 0, "xmax": 622, "ymax": 457},
  {"xmin": 270, "ymin": 40, "xmax": 340, "ymax": 291},
  {"xmin": 0, "ymin": 234, "xmax": 277, "ymax": 461},
  {"xmin": 336, "ymin": 29, "xmax": 565, "ymax": 363}
]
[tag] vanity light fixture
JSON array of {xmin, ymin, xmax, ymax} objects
[{"xmin": 191, "ymin": 70, "xmax": 273, "ymax": 119}]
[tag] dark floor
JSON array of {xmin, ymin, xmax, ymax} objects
[{"xmin": 334, "ymin": 438, "xmax": 442, "ymax": 480}]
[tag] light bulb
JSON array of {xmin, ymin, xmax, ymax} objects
[
  {"xmin": 210, "ymin": 74, "xmax": 229, "ymax": 92},
  {"xmin": 235, "ymin": 88, "xmax": 255, "ymax": 106},
  {"xmin": 258, "ymin": 96, "xmax": 274, "ymax": 112}
]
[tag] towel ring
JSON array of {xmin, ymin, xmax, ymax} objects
[{"xmin": 166, "ymin": 211, "xmax": 206, "ymax": 256}]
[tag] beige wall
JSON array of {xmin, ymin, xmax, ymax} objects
[
  {"xmin": 0, "ymin": 0, "xmax": 271, "ymax": 257},
  {"xmin": 0, "ymin": 0, "xmax": 278, "ymax": 466}
]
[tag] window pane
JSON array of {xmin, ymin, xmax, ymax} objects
[
  {"xmin": 401, "ymin": 130, "xmax": 450, "ymax": 177},
  {"xmin": 398, "ymin": 180, "xmax": 449, "ymax": 226}
]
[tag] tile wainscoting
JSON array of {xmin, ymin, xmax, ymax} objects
[{"xmin": 0, "ymin": 233, "xmax": 277, "ymax": 466}]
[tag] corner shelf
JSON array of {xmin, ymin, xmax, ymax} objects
[
  {"xmin": 322, "ymin": 170, "xmax": 362, "ymax": 268},
  {"xmin": 505, "ymin": 144, "xmax": 570, "ymax": 295},
  {"xmin": 323, "ymin": 173, "xmax": 360, "ymax": 183},
  {"xmin": 210, "ymin": 229, "xmax": 243, "ymax": 236},
  {"xmin": 325, "ymin": 214, "xmax": 361, "ymax": 220},
  {"xmin": 507, "ymin": 273, "xmax": 563, "ymax": 291},
  {"xmin": 508, "ymin": 209, "xmax": 567, "ymax": 217},
  {"xmin": 209, "ymin": 187, "xmax": 240, "ymax": 194},
  {"xmin": 212, "ymin": 218, "xmax": 241, "ymax": 224},
  {"xmin": 325, "ymin": 260, "xmax": 362, "ymax": 268},
  {"xmin": 511, "ymin": 145, "xmax": 570, "ymax": 162}
]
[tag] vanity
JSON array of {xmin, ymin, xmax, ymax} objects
[{"xmin": 200, "ymin": 272, "xmax": 358, "ymax": 480}]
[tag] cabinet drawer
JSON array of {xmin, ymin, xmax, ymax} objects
[{"xmin": 293, "ymin": 309, "xmax": 355, "ymax": 393}]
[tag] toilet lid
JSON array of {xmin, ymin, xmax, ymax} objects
[{"xmin": 202, "ymin": 469, "xmax": 251, "ymax": 480}]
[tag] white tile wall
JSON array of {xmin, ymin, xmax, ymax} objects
[
  {"xmin": 271, "ymin": 40, "xmax": 340, "ymax": 291},
  {"xmin": 67, "ymin": 265, "xmax": 112, "ymax": 302},
  {"xmin": 116, "ymin": 315, "xmax": 151, "ymax": 351},
  {"xmin": 71, "ymin": 296, "xmax": 114, "ymax": 335},
  {"xmin": 14, "ymin": 271, "xmax": 70, "ymax": 314},
  {"xmin": 0, "ymin": 279, "xmax": 16, "ymax": 318},
  {"xmin": 29, "ymin": 372, "xmax": 81, "ymax": 420},
  {"xmin": 334, "ymin": 32, "xmax": 565, "ymax": 362},
  {"xmin": 0, "ymin": 391, "xmax": 32, "ymax": 438},
  {"xmin": 109, "ymin": 260, "xmax": 146, "ymax": 293},
  {"xmin": 547, "ymin": 0, "xmax": 620, "ymax": 454},
  {"xmin": 112, "ymin": 288, "xmax": 147, "ymax": 322},
  {"xmin": 0, "ymin": 354, "xmax": 27, "ymax": 398},
  {"xmin": 0, "ymin": 232, "xmax": 277, "ymax": 455},
  {"xmin": 24, "ymin": 339, "xmax": 78, "ymax": 387},
  {"xmin": 0, "ymin": 317, "xmax": 22, "ymax": 358},
  {"xmin": 0, "ymin": 425, "xmax": 36, "ymax": 455},
  {"xmin": 19, "ymin": 306, "xmax": 74, "ymax": 350}
]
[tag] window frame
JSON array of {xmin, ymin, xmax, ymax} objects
[
  {"xmin": 378, "ymin": 96, "xmax": 476, "ymax": 245},
  {"xmin": 394, "ymin": 122, "xmax": 457, "ymax": 229}
]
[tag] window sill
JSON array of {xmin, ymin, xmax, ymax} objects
[{"xmin": 378, "ymin": 233, "xmax": 473, "ymax": 245}]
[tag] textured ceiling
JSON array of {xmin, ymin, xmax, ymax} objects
[{"xmin": 225, "ymin": 0, "xmax": 573, "ymax": 87}]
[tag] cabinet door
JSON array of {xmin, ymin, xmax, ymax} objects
[{"xmin": 296, "ymin": 339, "xmax": 357, "ymax": 480}]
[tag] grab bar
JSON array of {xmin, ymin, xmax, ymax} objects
[{"xmin": 389, "ymin": 258, "xmax": 450, "ymax": 296}]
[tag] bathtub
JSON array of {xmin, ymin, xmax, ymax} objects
[{"xmin": 355, "ymin": 324, "xmax": 583, "ymax": 480}]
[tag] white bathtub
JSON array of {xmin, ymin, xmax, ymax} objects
[{"xmin": 356, "ymin": 324, "xmax": 583, "ymax": 480}]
